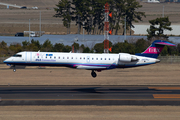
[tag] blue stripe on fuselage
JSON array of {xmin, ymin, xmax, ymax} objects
[
  {"xmin": 4, "ymin": 61, "xmax": 114, "ymax": 68},
  {"xmin": 4, "ymin": 61, "xmax": 156, "ymax": 69}
]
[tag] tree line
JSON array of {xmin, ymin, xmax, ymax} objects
[
  {"xmin": 54, "ymin": 0, "xmax": 145, "ymax": 35},
  {"xmin": 0, "ymin": 39, "xmax": 179, "ymax": 57}
]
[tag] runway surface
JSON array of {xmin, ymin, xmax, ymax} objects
[{"xmin": 0, "ymin": 85, "xmax": 180, "ymax": 105}]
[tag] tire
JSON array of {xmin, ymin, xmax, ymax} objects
[{"xmin": 91, "ymin": 71, "xmax": 97, "ymax": 78}]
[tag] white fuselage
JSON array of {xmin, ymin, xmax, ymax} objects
[{"xmin": 4, "ymin": 51, "xmax": 159, "ymax": 69}]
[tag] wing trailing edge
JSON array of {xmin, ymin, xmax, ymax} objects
[{"xmin": 76, "ymin": 65, "xmax": 107, "ymax": 70}]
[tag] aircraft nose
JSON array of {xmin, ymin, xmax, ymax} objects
[{"xmin": 3, "ymin": 57, "xmax": 11, "ymax": 63}]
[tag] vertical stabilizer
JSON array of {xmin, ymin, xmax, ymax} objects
[{"xmin": 135, "ymin": 40, "xmax": 175, "ymax": 58}]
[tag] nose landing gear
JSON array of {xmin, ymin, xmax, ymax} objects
[
  {"xmin": 91, "ymin": 70, "xmax": 97, "ymax": 78},
  {"xmin": 13, "ymin": 65, "xmax": 16, "ymax": 72}
]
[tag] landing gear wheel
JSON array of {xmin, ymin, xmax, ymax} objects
[
  {"xmin": 13, "ymin": 65, "xmax": 16, "ymax": 72},
  {"xmin": 91, "ymin": 70, "xmax": 97, "ymax": 78}
]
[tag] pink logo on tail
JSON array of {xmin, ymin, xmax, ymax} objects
[{"xmin": 143, "ymin": 47, "xmax": 163, "ymax": 54}]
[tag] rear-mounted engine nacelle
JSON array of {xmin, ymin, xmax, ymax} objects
[{"xmin": 119, "ymin": 53, "xmax": 138, "ymax": 62}]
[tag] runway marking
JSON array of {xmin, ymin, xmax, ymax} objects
[
  {"xmin": 149, "ymin": 87, "xmax": 180, "ymax": 90},
  {"xmin": 153, "ymin": 94, "xmax": 180, "ymax": 99}
]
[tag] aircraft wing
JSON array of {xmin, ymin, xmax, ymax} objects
[
  {"xmin": 75, "ymin": 62, "xmax": 117, "ymax": 70},
  {"xmin": 76, "ymin": 65, "xmax": 107, "ymax": 70}
]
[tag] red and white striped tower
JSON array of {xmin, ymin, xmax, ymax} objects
[{"xmin": 104, "ymin": 2, "xmax": 109, "ymax": 53}]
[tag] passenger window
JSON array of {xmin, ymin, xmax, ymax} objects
[
  {"xmin": 50, "ymin": 57, "xmax": 52, "ymax": 59},
  {"xmin": 63, "ymin": 57, "xmax": 65, "ymax": 59},
  {"xmin": 84, "ymin": 57, "xmax": 85, "ymax": 60},
  {"xmin": 54, "ymin": 56, "xmax": 56, "ymax": 59},
  {"xmin": 109, "ymin": 58, "xmax": 110, "ymax": 60},
  {"xmin": 46, "ymin": 56, "xmax": 47, "ymax": 58},
  {"xmin": 38, "ymin": 56, "xmax": 39, "ymax": 58},
  {"xmin": 59, "ymin": 57, "xmax": 60, "ymax": 59},
  {"xmin": 71, "ymin": 57, "xmax": 73, "ymax": 59},
  {"xmin": 67, "ymin": 57, "xmax": 69, "ymax": 59},
  {"xmin": 105, "ymin": 58, "xmax": 106, "ymax": 60},
  {"xmin": 96, "ymin": 58, "xmax": 98, "ymax": 60},
  {"xmin": 101, "ymin": 58, "xmax": 102, "ymax": 60},
  {"xmin": 80, "ymin": 57, "xmax": 82, "ymax": 59}
]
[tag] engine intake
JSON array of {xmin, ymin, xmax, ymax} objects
[{"xmin": 119, "ymin": 53, "xmax": 138, "ymax": 62}]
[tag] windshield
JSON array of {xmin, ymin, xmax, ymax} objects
[{"xmin": 13, "ymin": 54, "xmax": 22, "ymax": 57}]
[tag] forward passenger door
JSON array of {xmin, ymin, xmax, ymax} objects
[{"xmin": 26, "ymin": 52, "xmax": 32, "ymax": 63}]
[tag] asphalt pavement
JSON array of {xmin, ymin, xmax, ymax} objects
[{"xmin": 0, "ymin": 85, "xmax": 180, "ymax": 105}]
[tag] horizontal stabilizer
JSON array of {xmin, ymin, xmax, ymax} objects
[{"xmin": 155, "ymin": 42, "xmax": 176, "ymax": 46}]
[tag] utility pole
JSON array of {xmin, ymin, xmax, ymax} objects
[
  {"xmin": 124, "ymin": 16, "xmax": 126, "ymax": 42},
  {"xmin": 29, "ymin": 19, "xmax": 30, "ymax": 43},
  {"xmin": 162, "ymin": 6, "xmax": 164, "ymax": 17},
  {"xmin": 67, "ymin": 22, "xmax": 68, "ymax": 34},
  {"xmin": 83, "ymin": 21, "xmax": 85, "ymax": 40},
  {"xmin": 69, "ymin": 9, "xmax": 70, "ymax": 34},
  {"xmin": 69, "ymin": 21, "xmax": 70, "ymax": 34},
  {"xmin": 78, "ymin": 15, "xmax": 80, "ymax": 34},
  {"xmin": 39, "ymin": 11, "xmax": 41, "ymax": 37}
]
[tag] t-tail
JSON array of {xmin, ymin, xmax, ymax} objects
[{"xmin": 135, "ymin": 40, "xmax": 175, "ymax": 58}]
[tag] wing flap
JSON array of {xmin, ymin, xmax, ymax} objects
[{"xmin": 76, "ymin": 65, "xmax": 107, "ymax": 70}]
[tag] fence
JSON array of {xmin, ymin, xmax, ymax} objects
[{"xmin": 158, "ymin": 56, "xmax": 180, "ymax": 63}]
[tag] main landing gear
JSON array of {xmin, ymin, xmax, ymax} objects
[{"xmin": 91, "ymin": 70, "xmax": 97, "ymax": 78}]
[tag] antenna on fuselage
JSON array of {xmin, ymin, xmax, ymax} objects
[{"xmin": 38, "ymin": 50, "xmax": 40, "ymax": 52}]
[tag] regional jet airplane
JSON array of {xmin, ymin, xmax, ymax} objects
[{"xmin": 4, "ymin": 40, "xmax": 175, "ymax": 78}]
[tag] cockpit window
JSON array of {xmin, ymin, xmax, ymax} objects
[{"xmin": 13, "ymin": 54, "xmax": 22, "ymax": 57}]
